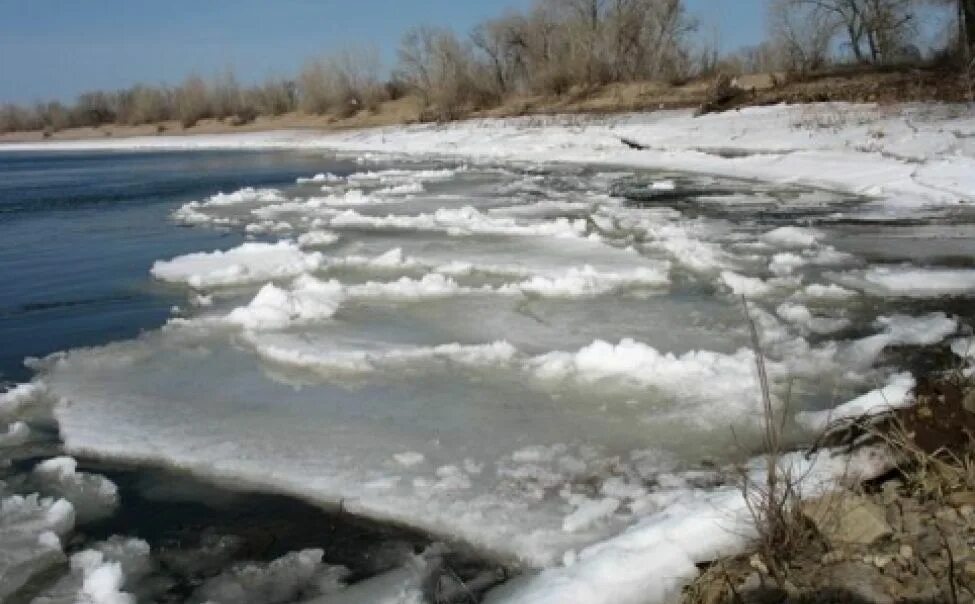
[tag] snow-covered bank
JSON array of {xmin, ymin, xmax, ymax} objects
[{"xmin": 2, "ymin": 103, "xmax": 974, "ymax": 208}]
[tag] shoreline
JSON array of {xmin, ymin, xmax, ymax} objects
[{"xmin": 2, "ymin": 101, "xmax": 973, "ymax": 213}]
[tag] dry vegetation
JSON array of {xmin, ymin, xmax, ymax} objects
[
  {"xmin": 683, "ymin": 342, "xmax": 975, "ymax": 604},
  {"xmin": 2, "ymin": 0, "xmax": 974, "ymax": 141}
]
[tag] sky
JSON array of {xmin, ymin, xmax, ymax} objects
[{"xmin": 0, "ymin": 0, "xmax": 767, "ymax": 105}]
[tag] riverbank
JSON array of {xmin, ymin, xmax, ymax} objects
[
  {"xmin": 3, "ymin": 101, "xmax": 973, "ymax": 213},
  {"xmin": 2, "ymin": 67, "xmax": 970, "ymax": 146},
  {"xmin": 685, "ymin": 372, "xmax": 975, "ymax": 604}
]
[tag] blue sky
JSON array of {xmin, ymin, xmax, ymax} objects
[{"xmin": 0, "ymin": 0, "xmax": 766, "ymax": 104}]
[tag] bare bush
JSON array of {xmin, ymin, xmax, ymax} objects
[
  {"xmin": 398, "ymin": 26, "xmax": 491, "ymax": 120},
  {"xmin": 298, "ymin": 47, "xmax": 385, "ymax": 117}
]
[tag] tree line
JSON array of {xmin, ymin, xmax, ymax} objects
[{"xmin": 2, "ymin": 0, "xmax": 973, "ymax": 134}]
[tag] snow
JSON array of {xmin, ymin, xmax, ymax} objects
[
  {"xmin": 529, "ymin": 339, "xmax": 765, "ymax": 422},
  {"xmin": 193, "ymin": 549, "xmax": 347, "ymax": 604},
  {"xmin": 797, "ymin": 372, "xmax": 917, "ymax": 431},
  {"xmin": 297, "ymin": 230, "xmax": 341, "ymax": 248},
  {"xmin": 844, "ymin": 266, "xmax": 975, "ymax": 298},
  {"xmin": 0, "ymin": 493, "xmax": 74, "ymax": 600},
  {"xmin": 761, "ymin": 226, "xmax": 823, "ymax": 248},
  {"xmin": 32, "ymin": 537, "xmax": 151, "ymax": 604},
  {"xmin": 32, "ymin": 456, "xmax": 120, "ymax": 523},
  {"xmin": 6, "ymin": 103, "xmax": 972, "ymax": 208},
  {"xmin": 152, "ymin": 241, "xmax": 323, "ymax": 288},
  {"xmin": 328, "ymin": 206, "xmax": 590, "ymax": 239},
  {"xmin": 0, "ymin": 421, "xmax": 30, "ymax": 448}
]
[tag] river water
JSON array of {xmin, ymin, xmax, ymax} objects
[{"xmin": 2, "ymin": 149, "xmax": 974, "ymax": 602}]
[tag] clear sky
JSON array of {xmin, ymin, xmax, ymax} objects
[{"xmin": 0, "ymin": 0, "xmax": 767, "ymax": 105}]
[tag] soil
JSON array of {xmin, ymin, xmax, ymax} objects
[
  {"xmin": 1, "ymin": 66, "xmax": 971, "ymax": 145},
  {"xmin": 684, "ymin": 374, "xmax": 975, "ymax": 604}
]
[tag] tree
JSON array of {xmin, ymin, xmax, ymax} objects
[
  {"xmin": 769, "ymin": 0, "xmax": 839, "ymax": 71},
  {"xmin": 771, "ymin": 0, "xmax": 918, "ymax": 65}
]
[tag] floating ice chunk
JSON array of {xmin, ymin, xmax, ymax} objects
[
  {"xmin": 393, "ymin": 452, "xmax": 425, "ymax": 467},
  {"xmin": 776, "ymin": 302, "xmax": 850, "ymax": 335},
  {"xmin": 297, "ymin": 230, "xmax": 341, "ymax": 248},
  {"xmin": 848, "ymin": 313, "xmax": 957, "ymax": 365},
  {"xmin": 192, "ymin": 548, "xmax": 348, "ymax": 604},
  {"xmin": 226, "ymin": 276, "xmax": 345, "ymax": 331},
  {"xmin": 329, "ymin": 206, "xmax": 589, "ymax": 238},
  {"xmin": 304, "ymin": 564, "xmax": 425, "ymax": 604},
  {"xmin": 530, "ymin": 339, "xmax": 763, "ymax": 418},
  {"xmin": 952, "ymin": 337, "xmax": 975, "ymax": 360},
  {"xmin": 345, "ymin": 273, "xmax": 474, "ymax": 299},
  {"xmin": 0, "ymin": 382, "xmax": 46, "ymax": 421},
  {"xmin": 0, "ymin": 421, "xmax": 29, "ymax": 448},
  {"xmin": 377, "ymin": 182, "xmax": 425, "ymax": 196},
  {"xmin": 769, "ymin": 252, "xmax": 805, "ymax": 276},
  {"xmin": 307, "ymin": 189, "xmax": 377, "ymax": 206},
  {"xmin": 347, "ymin": 167, "xmax": 461, "ymax": 185},
  {"xmin": 152, "ymin": 241, "xmax": 323, "ymax": 288},
  {"xmin": 848, "ymin": 266, "xmax": 975, "ymax": 298},
  {"xmin": 0, "ymin": 494, "xmax": 74, "ymax": 600},
  {"xmin": 797, "ymin": 372, "xmax": 916, "ymax": 431},
  {"xmin": 761, "ymin": 226, "xmax": 822, "ymax": 248},
  {"xmin": 244, "ymin": 220, "xmax": 293, "ymax": 234},
  {"xmin": 720, "ymin": 271, "xmax": 771, "ymax": 298},
  {"xmin": 203, "ymin": 187, "xmax": 287, "ymax": 207},
  {"xmin": 799, "ymin": 283, "xmax": 857, "ymax": 300},
  {"xmin": 562, "ymin": 498, "xmax": 621, "ymax": 533},
  {"xmin": 297, "ymin": 173, "xmax": 343, "ymax": 184},
  {"xmin": 245, "ymin": 336, "xmax": 518, "ymax": 375},
  {"xmin": 32, "ymin": 457, "xmax": 119, "ymax": 523},
  {"xmin": 500, "ymin": 265, "xmax": 670, "ymax": 297}
]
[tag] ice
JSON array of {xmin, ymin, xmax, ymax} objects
[
  {"xmin": 32, "ymin": 456, "xmax": 120, "ymax": 523},
  {"xmin": 797, "ymin": 372, "xmax": 916, "ymax": 431},
  {"xmin": 0, "ymin": 382, "xmax": 46, "ymax": 420},
  {"xmin": 328, "ymin": 206, "xmax": 590, "ymax": 239},
  {"xmin": 843, "ymin": 266, "xmax": 975, "ymax": 298},
  {"xmin": 243, "ymin": 335, "xmax": 518, "ymax": 375},
  {"xmin": 776, "ymin": 302, "xmax": 850, "ymax": 335},
  {"xmin": 0, "ymin": 493, "xmax": 74, "ymax": 600},
  {"xmin": 720, "ymin": 271, "xmax": 771, "ymax": 298},
  {"xmin": 174, "ymin": 188, "xmax": 287, "ymax": 225},
  {"xmin": 798, "ymin": 283, "xmax": 858, "ymax": 300},
  {"xmin": 761, "ymin": 226, "xmax": 822, "ymax": 248},
  {"xmin": 486, "ymin": 446, "xmax": 892, "ymax": 604},
  {"xmin": 297, "ymin": 173, "xmax": 342, "ymax": 184},
  {"xmin": 297, "ymin": 230, "xmax": 341, "ymax": 248},
  {"xmin": 193, "ymin": 549, "xmax": 348, "ymax": 604},
  {"xmin": 848, "ymin": 313, "xmax": 958, "ymax": 363},
  {"xmin": 12, "ymin": 106, "xmax": 975, "ymax": 601},
  {"xmin": 32, "ymin": 538, "xmax": 151, "ymax": 604},
  {"xmin": 499, "ymin": 265, "xmax": 670, "ymax": 297},
  {"xmin": 393, "ymin": 452, "xmax": 426, "ymax": 467},
  {"xmin": 952, "ymin": 337, "xmax": 975, "ymax": 360},
  {"xmin": 0, "ymin": 421, "xmax": 30, "ymax": 447},
  {"xmin": 6, "ymin": 104, "xmax": 974, "ymax": 209},
  {"xmin": 529, "ymin": 339, "xmax": 765, "ymax": 422},
  {"xmin": 562, "ymin": 497, "xmax": 622, "ymax": 533},
  {"xmin": 152, "ymin": 241, "xmax": 323, "ymax": 288},
  {"xmin": 226, "ymin": 276, "xmax": 345, "ymax": 330}
]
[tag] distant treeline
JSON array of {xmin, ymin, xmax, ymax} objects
[{"xmin": 2, "ymin": 0, "xmax": 973, "ymax": 134}]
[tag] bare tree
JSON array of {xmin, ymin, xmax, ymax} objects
[
  {"xmin": 769, "ymin": 0, "xmax": 839, "ymax": 71},
  {"xmin": 776, "ymin": 0, "xmax": 917, "ymax": 64},
  {"xmin": 398, "ymin": 26, "xmax": 489, "ymax": 119}
]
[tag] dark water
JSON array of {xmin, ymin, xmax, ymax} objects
[{"xmin": 0, "ymin": 150, "xmax": 358, "ymax": 383}]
